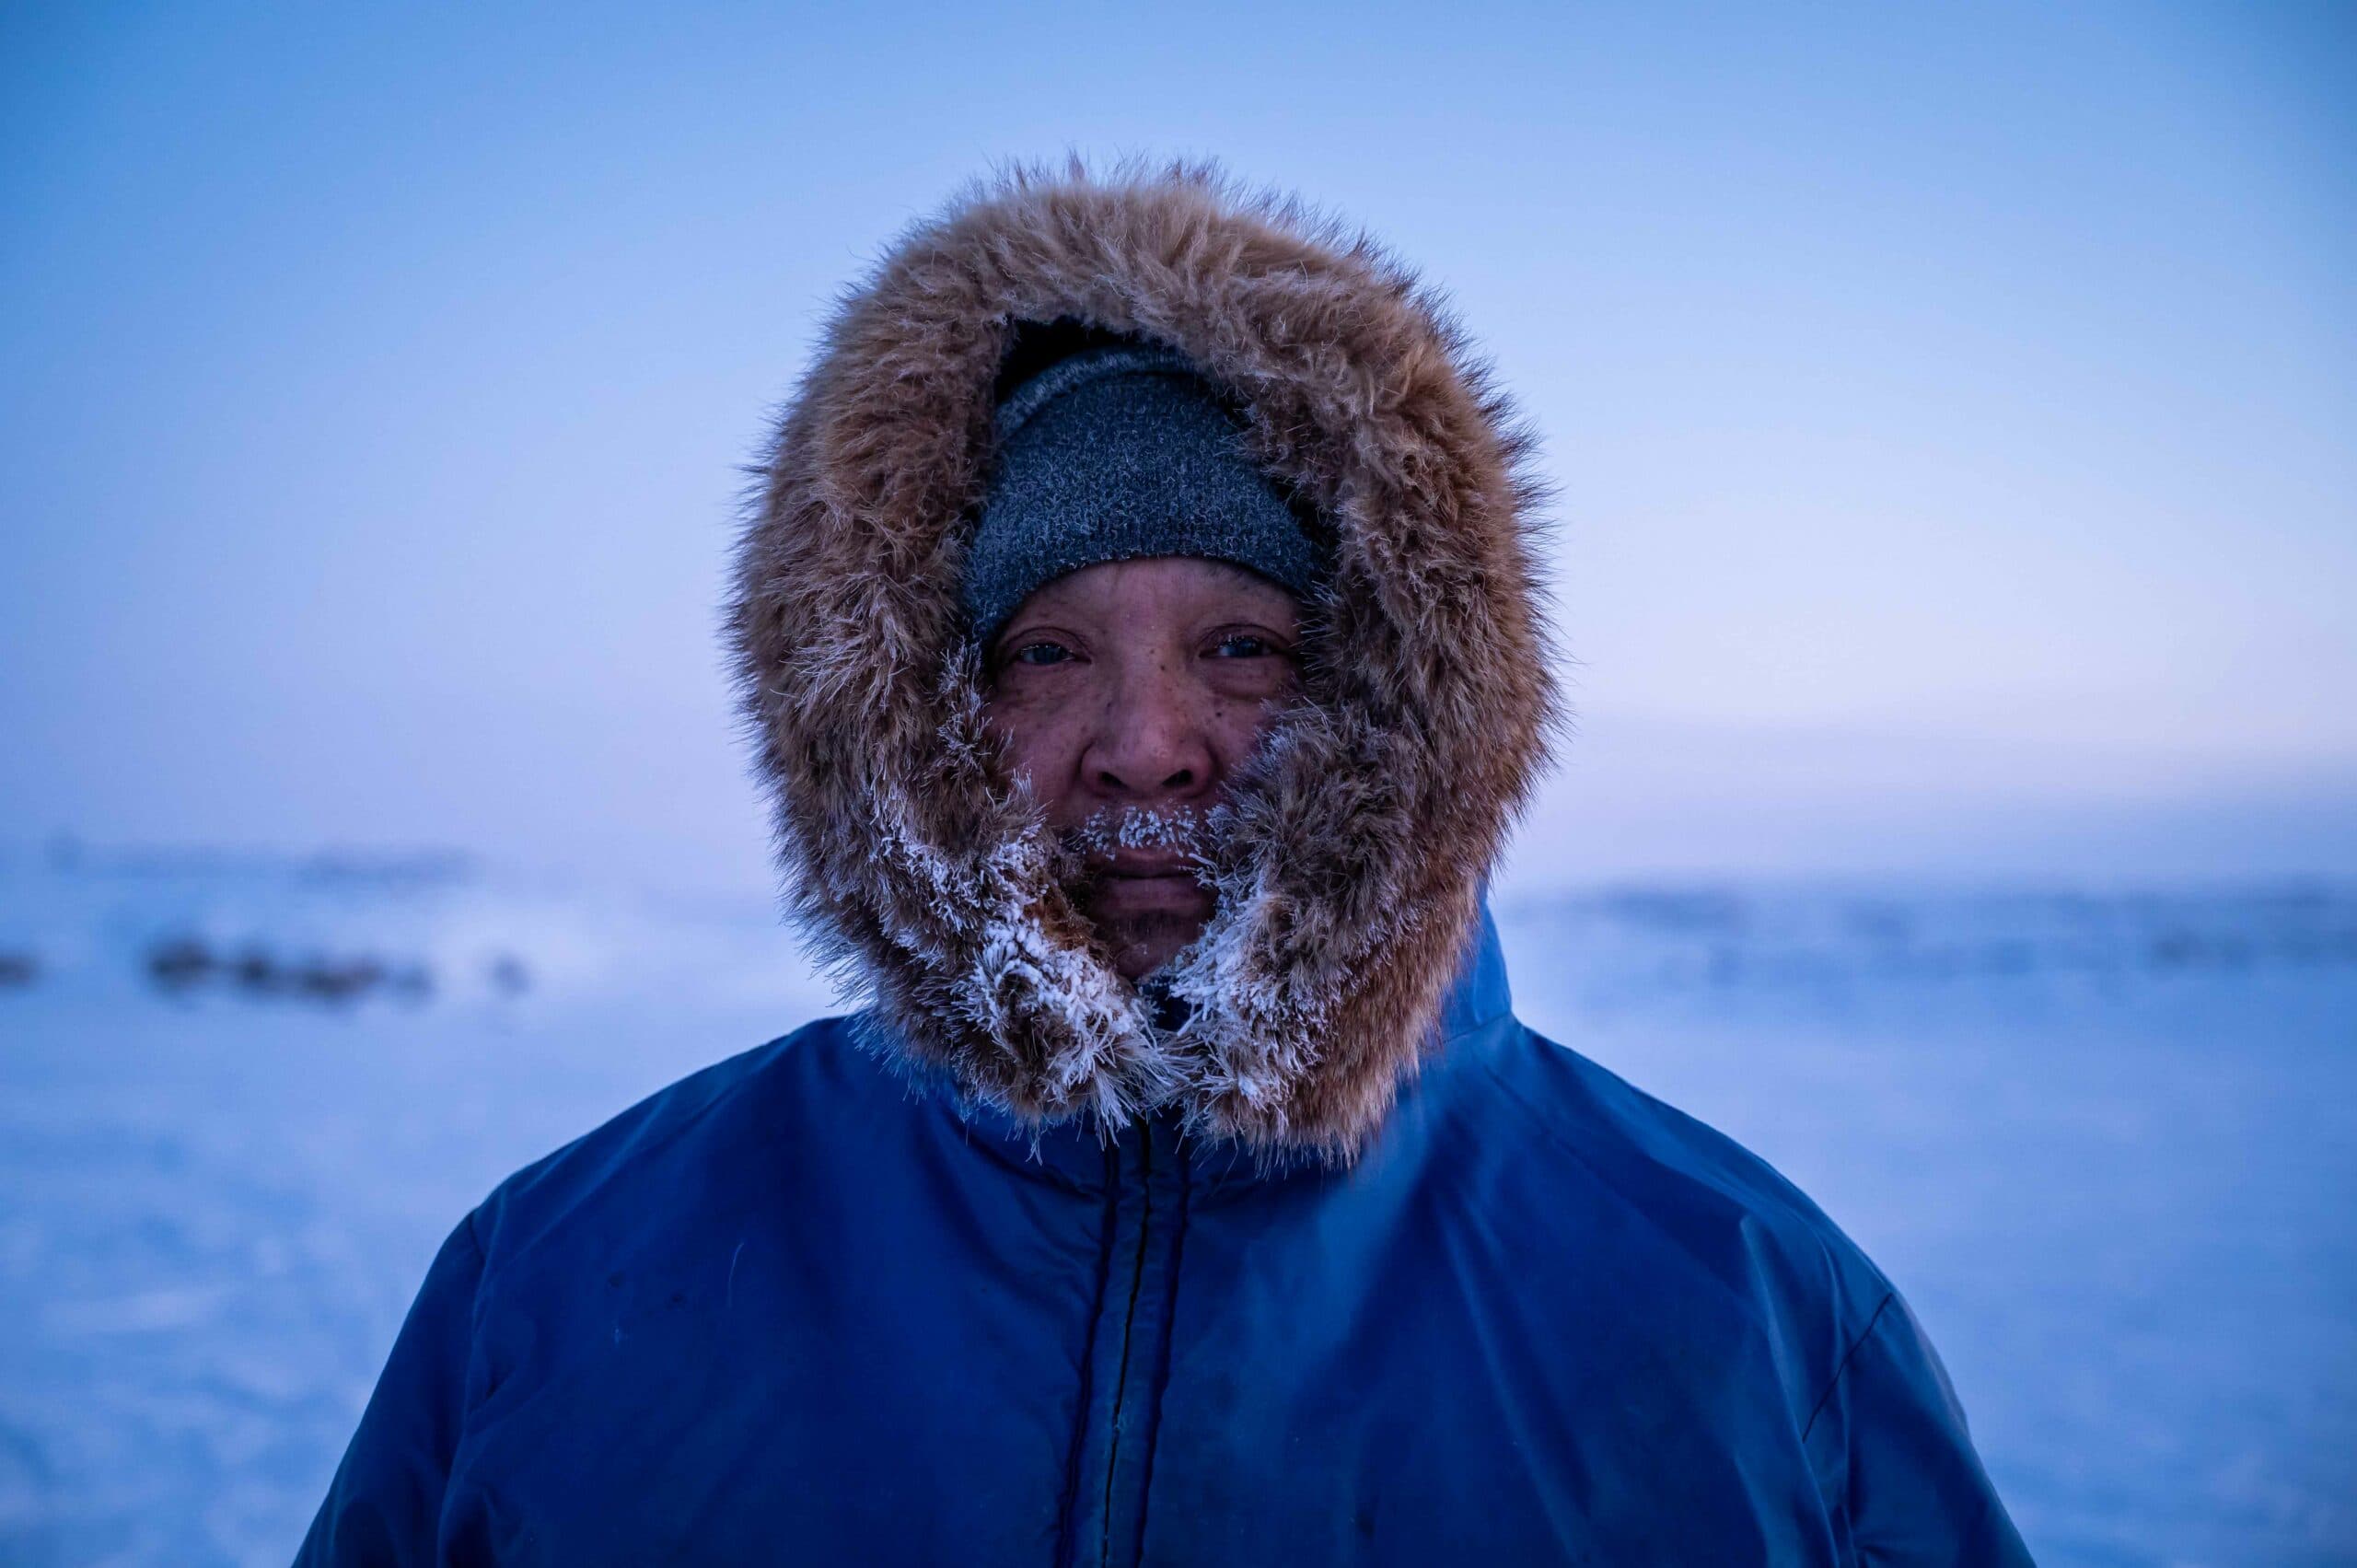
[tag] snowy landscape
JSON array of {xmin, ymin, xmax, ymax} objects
[{"xmin": 1, "ymin": 848, "xmax": 2351, "ymax": 1566}]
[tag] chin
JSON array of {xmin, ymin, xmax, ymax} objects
[{"xmin": 1095, "ymin": 909, "xmax": 1210, "ymax": 982}]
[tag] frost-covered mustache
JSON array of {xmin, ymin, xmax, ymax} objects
[{"xmin": 1053, "ymin": 805, "xmax": 1221, "ymax": 878}]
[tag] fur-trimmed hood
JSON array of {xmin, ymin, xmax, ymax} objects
[{"xmin": 728, "ymin": 159, "xmax": 1559, "ymax": 1163}]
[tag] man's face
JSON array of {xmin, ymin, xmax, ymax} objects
[{"xmin": 981, "ymin": 556, "xmax": 1303, "ymax": 981}]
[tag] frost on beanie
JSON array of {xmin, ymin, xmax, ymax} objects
[{"xmin": 960, "ymin": 340, "xmax": 1324, "ymax": 649}]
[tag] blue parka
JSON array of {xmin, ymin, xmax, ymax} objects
[
  {"xmin": 298, "ymin": 905, "xmax": 2026, "ymax": 1564},
  {"xmin": 300, "ymin": 164, "xmax": 2031, "ymax": 1563}
]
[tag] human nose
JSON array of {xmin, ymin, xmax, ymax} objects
[{"xmin": 1080, "ymin": 654, "xmax": 1216, "ymax": 804}]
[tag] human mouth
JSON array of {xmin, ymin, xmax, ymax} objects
[
  {"xmin": 1100, "ymin": 849, "xmax": 1196, "ymax": 879},
  {"xmin": 1055, "ymin": 805, "xmax": 1225, "ymax": 930},
  {"xmin": 1084, "ymin": 847, "xmax": 1213, "ymax": 920}
]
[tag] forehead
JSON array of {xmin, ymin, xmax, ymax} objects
[{"xmin": 1008, "ymin": 555, "xmax": 1301, "ymax": 622}]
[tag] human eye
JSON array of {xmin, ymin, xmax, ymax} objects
[
  {"xmin": 1005, "ymin": 638, "xmax": 1075, "ymax": 668},
  {"xmin": 1207, "ymin": 630, "xmax": 1288, "ymax": 660}
]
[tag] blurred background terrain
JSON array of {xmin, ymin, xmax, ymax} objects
[
  {"xmin": 1, "ymin": 854, "xmax": 2351, "ymax": 1563},
  {"xmin": 4, "ymin": 2, "xmax": 2351, "ymax": 1563}
]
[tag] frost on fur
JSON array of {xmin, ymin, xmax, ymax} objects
[{"xmin": 728, "ymin": 160, "xmax": 1559, "ymax": 1162}]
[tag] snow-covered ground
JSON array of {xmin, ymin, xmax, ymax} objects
[{"xmin": 0, "ymin": 854, "xmax": 2351, "ymax": 1566}]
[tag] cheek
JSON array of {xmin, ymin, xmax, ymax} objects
[
  {"xmin": 981, "ymin": 700, "xmax": 1086, "ymax": 816},
  {"xmin": 1204, "ymin": 695, "xmax": 1283, "ymax": 772}
]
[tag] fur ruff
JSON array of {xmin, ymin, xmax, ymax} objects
[{"xmin": 729, "ymin": 157, "xmax": 1560, "ymax": 1164}]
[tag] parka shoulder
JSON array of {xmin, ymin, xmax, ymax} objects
[
  {"xmin": 1470, "ymin": 1024, "xmax": 1902, "ymax": 1428},
  {"xmin": 464, "ymin": 1016, "xmax": 879, "ymax": 1277}
]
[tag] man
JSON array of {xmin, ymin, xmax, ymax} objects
[{"xmin": 298, "ymin": 163, "xmax": 2031, "ymax": 1564}]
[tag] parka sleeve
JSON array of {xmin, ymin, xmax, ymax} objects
[
  {"xmin": 1819, "ymin": 1290, "xmax": 2036, "ymax": 1566},
  {"xmin": 294, "ymin": 1212, "xmax": 487, "ymax": 1566}
]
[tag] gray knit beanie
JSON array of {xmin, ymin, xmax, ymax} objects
[{"xmin": 961, "ymin": 343, "xmax": 1323, "ymax": 648}]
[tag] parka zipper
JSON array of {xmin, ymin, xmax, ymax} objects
[
  {"xmin": 1062, "ymin": 1115, "xmax": 1189, "ymax": 1568},
  {"xmin": 1097, "ymin": 1124, "xmax": 1155, "ymax": 1566}
]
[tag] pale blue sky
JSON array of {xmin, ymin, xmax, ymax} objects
[{"xmin": 5, "ymin": 1, "xmax": 2351, "ymax": 889}]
